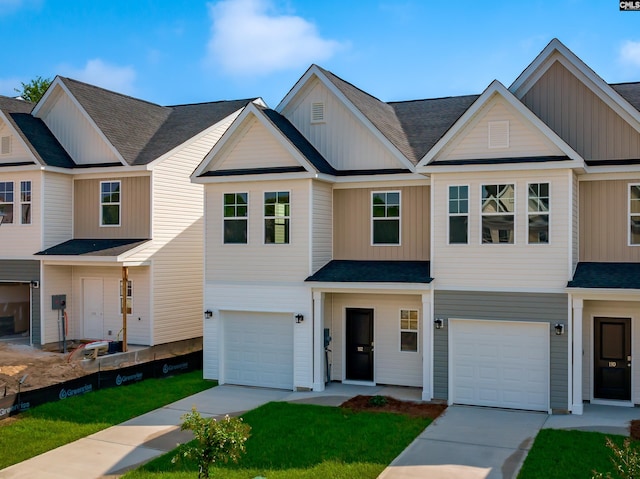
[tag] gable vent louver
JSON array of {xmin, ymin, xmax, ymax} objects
[
  {"xmin": 311, "ymin": 102, "xmax": 325, "ymax": 123},
  {"xmin": 488, "ymin": 120, "xmax": 509, "ymax": 149},
  {"xmin": 0, "ymin": 136, "xmax": 10, "ymax": 155}
]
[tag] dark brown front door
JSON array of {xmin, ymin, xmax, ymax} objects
[
  {"xmin": 346, "ymin": 308, "xmax": 374, "ymax": 381},
  {"xmin": 594, "ymin": 317, "xmax": 631, "ymax": 401}
]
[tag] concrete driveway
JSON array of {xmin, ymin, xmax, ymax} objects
[{"xmin": 378, "ymin": 405, "xmax": 548, "ymax": 479}]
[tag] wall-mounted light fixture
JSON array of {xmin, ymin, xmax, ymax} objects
[
  {"xmin": 554, "ymin": 323, "xmax": 564, "ymax": 335},
  {"xmin": 434, "ymin": 318, "xmax": 443, "ymax": 330},
  {"xmin": 30, "ymin": 280, "xmax": 39, "ymax": 289},
  {"xmin": 295, "ymin": 313, "xmax": 304, "ymax": 323},
  {"xmin": 204, "ymin": 310, "xmax": 213, "ymax": 319}
]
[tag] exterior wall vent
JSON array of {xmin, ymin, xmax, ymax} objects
[
  {"xmin": 488, "ymin": 120, "xmax": 509, "ymax": 149},
  {"xmin": 311, "ymin": 102, "xmax": 325, "ymax": 123},
  {"xmin": 0, "ymin": 136, "xmax": 10, "ymax": 155}
]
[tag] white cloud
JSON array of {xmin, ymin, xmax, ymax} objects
[
  {"xmin": 620, "ymin": 40, "xmax": 640, "ymax": 68},
  {"xmin": 59, "ymin": 59, "xmax": 136, "ymax": 95},
  {"xmin": 0, "ymin": 77, "xmax": 22, "ymax": 97},
  {"xmin": 205, "ymin": 0, "xmax": 343, "ymax": 75}
]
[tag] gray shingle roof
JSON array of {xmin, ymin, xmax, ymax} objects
[
  {"xmin": 35, "ymin": 238, "xmax": 149, "ymax": 256},
  {"xmin": 611, "ymin": 82, "xmax": 640, "ymax": 112},
  {"xmin": 305, "ymin": 260, "xmax": 432, "ymax": 283},
  {"xmin": 568, "ymin": 262, "xmax": 640, "ymax": 289},
  {"xmin": 0, "ymin": 96, "xmax": 33, "ymax": 114},
  {"xmin": 8, "ymin": 113, "xmax": 75, "ymax": 168}
]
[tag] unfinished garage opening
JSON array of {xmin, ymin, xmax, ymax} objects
[{"xmin": 0, "ymin": 282, "xmax": 31, "ymax": 341}]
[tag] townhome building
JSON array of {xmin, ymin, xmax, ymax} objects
[
  {"xmin": 194, "ymin": 38, "xmax": 640, "ymax": 414},
  {"xmin": 0, "ymin": 78, "xmax": 257, "ymax": 349}
]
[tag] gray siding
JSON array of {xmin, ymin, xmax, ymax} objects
[
  {"xmin": 434, "ymin": 290, "xmax": 568, "ymax": 411},
  {"xmin": 0, "ymin": 260, "xmax": 41, "ymax": 344}
]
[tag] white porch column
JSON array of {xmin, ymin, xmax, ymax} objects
[
  {"xmin": 572, "ymin": 297, "xmax": 584, "ymax": 415},
  {"xmin": 422, "ymin": 293, "xmax": 432, "ymax": 401},
  {"xmin": 312, "ymin": 291, "xmax": 325, "ymax": 392}
]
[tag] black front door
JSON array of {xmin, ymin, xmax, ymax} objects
[
  {"xmin": 594, "ymin": 317, "xmax": 631, "ymax": 400},
  {"xmin": 346, "ymin": 308, "xmax": 374, "ymax": 381}
]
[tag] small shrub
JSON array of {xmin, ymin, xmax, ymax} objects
[
  {"xmin": 592, "ymin": 437, "xmax": 640, "ymax": 479},
  {"xmin": 173, "ymin": 407, "xmax": 251, "ymax": 478},
  {"xmin": 368, "ymin": 395, "xmax": 388, "ymax": 407}
]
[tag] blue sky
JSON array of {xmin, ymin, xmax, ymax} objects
[{"xmin": 1, "ymin": 0, "xmax": 639, "ymax": 108}]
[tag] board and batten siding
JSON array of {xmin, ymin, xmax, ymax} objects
[
  {"xmin": 0, "ymin": 171, "xmax": 42, "ymax": 257},
  {"xmin": 281, "ymin": 77, "xmax": 404, "ymax": 171},
  {"xmin": 74, "ymin": 176, "xmax": 151, "ymax": 239},
  {"xmin": 521, "ymin": 61, "xmax": 640, "ymax": 161},
  {"xmin": 432, "ymin": 170, "xmax": 571, "ymax": 290},
  {"xmin": 326, "ymin": 292, "xmax": 423, "ymax": 387},
  {"xmin": 580, "ymin": 179, "xmax": 640, "ymax": 262},
  {"xmin": 43, "ymin": 172, "xmax": 73, "ymax": 249},
  {"xmin": 311, "ymin": 180, "xmax": 332, "ymax": 273},
  {"xmin": 333, "ymin": 185, "xmax": 430, "ymax": 260},
  {"xmin": 433, "ymin": 290, "xmax": 568, "ymax": 411},
  {"xmin": 40, "ymin": 87, "xmax": 121, "ymax": 165},
  {"xmin": 203, "ymin": 283, "xmax": 313, "ymax": 389},
  {"xmin": 0, "ymin": 260, "xmax": 41, "ymax": 344},
  {"xmin": 41, "ymin": 264, "xmax": 72, "ymax": 345},
  {"xmin": 205, "ymin": 179, "xmax": 311, "ymax": 283},
  {"xmin": 436, "ymin": 97, "xmax": 564, "ymax": 161}
]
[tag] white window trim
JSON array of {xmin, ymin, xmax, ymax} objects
[
  {"xmin": 527, "ymin": 181, "xmax": 550, "ymax": 245},
  {"xmin": 222, "ymin": 192, "xmax": 249, "ymax": 245},
  {"xmin": 263, "ymin": 190, "xmax": 291, "ymax": 245},
  {"xmin": 371, "ymin": 190, "xmax": 402, "ymax": 246},
  {"xmin": 119, "ymin": 280, "xmax": 133, "ymax": 315},
  {"xmin": 100, "ymin": 180, "xmax": 121, "ymax": 227},
  {"xmin": 447, "ymin": 184, "xmax": 469, "ymax": 245},
  {"xmin": 480, "ymin": 183, "xmax": 516, "ymax": 245},
  {"xmin": 0, "ymin": 180, "xmax": 14, "ymax": 225},
  {"xmin": 399, "ymin": 308, "xmax": 419, "ymax": 353},
  {"xmin": 20, "ymin": 180, "xmax": 31, "ymax": 226},
  {"xmin": 629, "ymin": 183, "xmax": 640, "ymax": 246}
]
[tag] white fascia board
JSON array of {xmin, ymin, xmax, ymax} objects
[
  {"xmin": 434, "ymin": 284, "xmax": 568, "ymax": 294},
  {"xmin": 0, "ymin": 164, "xmax": 43, "ymax": 174},
  {"xmin": 309, "ymin": 283, "xmax": 431, "ymax": 294},
  {"xmin": 579, "ymin": 169, "xmax": 640, "ymax": 181},
  {"xmin": 30, "ymin": 75, "xmax": 62, "ymax": 116},
  {"xmin": 510, "ymin": 39, "xmax": 640, "ymax": 133},
  {"xmin": 0, "ymin": 111, "xmax": 45, "ymax": 167},
  {"xmin": 33, "ymin": 78, "xmax": 128, "ymax": 166},
  {"xmin": 566, "ymin": 288, "xmax": 640, "ymax": 300},
  {"xmin": 420, "ymin": 160, "xmax": 583, "ymax": 174},
  {"xmin": 277, "ymin": 66, "xmax": 415, "ymax": 172},
  {"xmin": 417, "ymin": 80, "xmax": 583, "ymax": 168},
  {"xmin": 194, "ymin": 171, "xmax": 319, "ymax": 184},
  {"xmin": 65, "ymin": 166, "xmax": 149, "ymax": 179}
]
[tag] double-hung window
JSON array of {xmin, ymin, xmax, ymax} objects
[
  {"xmin": 223, "ymin": 193, "xmax": 248, "ymax": 244},
  {"xmin": 528, "ymin": 183, "xmax": 549, "ymax": 244},
  {"xmin": 400, "ymin": 309, "xmax": 418, "ymax": 352},
  {"xmin": 448, "ymin": 185, "xmax": 468, "ymax": 244},
  {"xmin": 481, "ymin": 184, "xmax": 515, "ymax": 244},
  {"xmin": 372, "ymin": 191, "xmax": 400, "ymax": 245},
  {"xmin": 0, "ymin": 181, "xmax": 14, "ymax": 224},
  {"xmin": 20, "ymin": 181, "xmax": 31, "ymax": 225},
  {"xmin": 119, "ymin": 280, "xmax": 133, "ymax": 315},
  {"xmin": 264, "ymin": 191, "xmax": 290, "ymax": 244},
  {"xmin": 630, "ymin": 184, "xmax": 640, "ymax": 245},
  {"xmin": 100, "ymin": 181, "xmax": 120, "ymax": 226}
]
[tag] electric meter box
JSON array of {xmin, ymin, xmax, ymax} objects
[{"xmin": 52, "ymin": 294, "xmax": 67, "ymax": 310}]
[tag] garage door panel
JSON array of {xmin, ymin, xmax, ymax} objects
[
  {"xmin": 451, "ymin": 319, "xmax": 549, "ymax": 411},
  {"xmin": 224, "ymin": 312, "xmax": 293, "ymax": 390}
]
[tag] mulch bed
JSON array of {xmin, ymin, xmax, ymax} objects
[
  {"xmin": 630, "ymin": 420, "xmax": 640, "ymax": 440},
  {"xmin": 340, "ymin": 395, "xmax": 446, "ymax": 419}
]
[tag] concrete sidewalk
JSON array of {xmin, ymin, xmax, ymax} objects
[{"xmin": 0, "ymin": 382, "xmax": 418, "ymax": 479}]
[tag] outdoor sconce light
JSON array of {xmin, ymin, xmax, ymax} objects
[
  {"xmin": 434, "ymin": 318, "xmax": 443, "ymax": 330},
  {"xmin": 204, "ymin": 310, "xmax": 213, "ymax": 319},
  {"xmin": 554, "ymin": 323, "xmax": 564, "ymax": 335},
  {"xmin": 295, "ymin": 313, "xmax": 304, "ymax": 323}
]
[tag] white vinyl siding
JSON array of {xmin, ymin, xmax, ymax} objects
[
  {"xmin": 281, "ymin": 78, "xmax": 406, "ymax": 171},
  {"xmin": 0, "ymin": 121, "xmax": 31, "ymax": 164},
  {"xmin": 41, "ymin": 264, "xmax": 72, "ymax": 345},
  {"xmin": 432, "ymin": 170, "xmax": 571, "ymax": 290},
  {"xmin": 0, "ymin": 172, "xmax": 42, "ymax": 257},
  {"xmin": 311, "ymin": 180, "xmax": 332, "ymax": 273},
  {"xmin": 43, "ymin": 172, "xmax": 73, "ymax": 249},
  {"xmin": 436, "ymin": 98, "xmax": 564, "ymax": 162}
]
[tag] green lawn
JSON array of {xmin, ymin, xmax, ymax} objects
[
  {"xmin": 124, "ymin": 401, "xmax": 432, "ymax": 479},
  {"xmin": 0, "ymin": 370, "xmax": 214, "ymax": 469},
  {"xmin": 518, "ymin": 429, "xmax": 639, "ymax": 479}
]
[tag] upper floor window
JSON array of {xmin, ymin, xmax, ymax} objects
[
  {"xmin": 400, "ymin": 309, "xmax": 418, "ymax": 352},
  {"xmin": 264, "ymin": 191, "xmax": 289, "ymax": 244},
  {"xmin": 630, "ymin": 184, "xmax": 640, "ymax": 245},
  {"xmin": 482, "ymin": 184, "xmax": 515, "ymax": 244},
  {"xmin": 224, "ymin": 192, "xmax": 248, "ymax": 244},
  {"xmin": 372, "ymin": 191, "xmax": 400, "ymax": 245},
  {"xmin": 528, "ymin": 183, "xmax": 549, "ymax": 244},
  {"xmin": 119, "ymin": 280, "xmax": 133, "ymax": 315},
  {"xmin": 0, "ymin": 181, "xmax": 14, "ymax": 224},
  {"xmin": 100, "ymin": 181, "xmax": 120, "ymax": 226},
  {"xmin": 448, "ymin": 185, "xmax": 468, "ymax": 244},
  {"xmin": 20, "ymin": 181, "xmax": 31, "ymax": 225}
]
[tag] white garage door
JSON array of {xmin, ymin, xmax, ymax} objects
[
  {"xmin": 224, "ymin": 311, "xmax": 293, "ymax": 390},
  {"xmin": 450, "ymin": 319, "xmax": 549, "ymax": 412}
]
